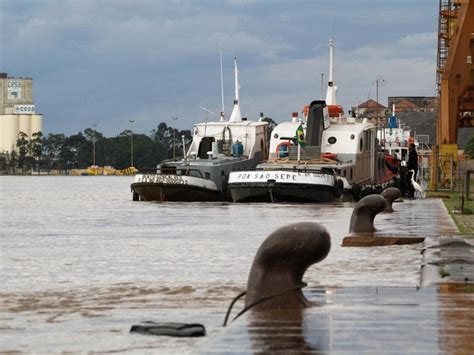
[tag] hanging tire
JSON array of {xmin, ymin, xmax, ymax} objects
[
  {"xmin": 352, "ymin": 183, "xmax": 362, "ymax": 201},
  {"xmin": 132, "ymin": 191, "xmax": 140, "ymax": 201},
  {"xmin": 333, "ymin": 179, "xmax": 343, "ymax": 198}
]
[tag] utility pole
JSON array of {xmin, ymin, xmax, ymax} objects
[
  {"xmin": 129, "ymin": 120, "xmax": 135, "ymax": 167},
  {"xmin": 92, "ymin": 123, "xmax": 97, "ymax": 166},
  {"xmin": 375, "ymin": 75, "xmax": 385, "ymax": 118},
  {"xmin": 171, "ymin": 117, "xmax": 178, "ymax": 159}
]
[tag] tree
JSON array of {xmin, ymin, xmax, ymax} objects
[
  {"xmin": 43, "ymin": 133, "xmax": 66, "ymax": 172},
  {"xmin": 16, "ymin": 131, "xmax": 30, "ymax": 173},
  {"xmin": 464, "ymin": 135, "xmax": 474, "ymax": 159},
  {"xmin": 61, "ymin": 132, "xmax": 88, "ymax": 169},
  {"xmin": 30, "ymin": 131, "xmax": 44, "ymax": 174}
]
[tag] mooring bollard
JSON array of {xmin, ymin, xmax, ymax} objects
[
  {"xmin": 244, "ymin": 222, "xmax": 331, "ymax": 309},
  {"xmin": 348, "ymin": 194, "xmax": 386, "ymax": 233},
  {"xmin": 343, "ymin": 193, "xmax": 424, "ymax": 247},
  {"xmin": 381, "ymin": 187, "xmax": 401, "ymax": 213}
]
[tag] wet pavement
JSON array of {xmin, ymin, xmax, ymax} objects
[
  {"xmin": 194, "ymin": 198, "xmax": 474, "ymax": 354},
  {"xmin": 194, "ymin": 285, "xmax": 474, "ymax": 354}
]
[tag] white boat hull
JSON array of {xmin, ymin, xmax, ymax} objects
[{"xmin": 228, "ymin": 170, "xmax": 337, "ymax": 202}]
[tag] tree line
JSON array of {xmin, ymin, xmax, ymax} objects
[{"xmin": 0, "ymin": 122, "xmax": 192, "ymax": 174}]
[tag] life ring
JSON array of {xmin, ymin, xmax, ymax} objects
[{"xmin": 276, "ymin": 141, "xmax": 291, "ymax": 158}]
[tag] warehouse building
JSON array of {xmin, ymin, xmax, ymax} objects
[{"xmin": 0, "ymin": 73, "xmax": 43, "ymax": 153}]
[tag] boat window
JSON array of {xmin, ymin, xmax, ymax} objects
[
  {"xmin": 273, "ymin": 133, "xmax": 279, "ymax": 139},
  {"xmin": 359, "ymin": 137, "xmax": 363, "ymax": 152},
  {"xmin": 328, "ymin": 136, "xmax": 337, "ymax": 144},
  {"xmin": 350, "ymin": 134, "xmax": 355, "ymax": 140},
  {"xmin": 205, "ymin": 172, "xmax": 211, "ymax": 179},
  {"xmin": 198, "ymin": 137, "xmax": 215, "ymax": 159},
  {"xmin": 364, "ymin": 131, "xmax": 370, "ymax": 151}
]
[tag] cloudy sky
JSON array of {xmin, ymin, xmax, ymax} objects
[{"xmin": 0, "ymin": 0, "xmax": 438, "ymax": 136}]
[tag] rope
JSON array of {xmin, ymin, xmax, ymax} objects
[{"xmin": 222, "ymin": 282, "xmax": 307, "ymax": 327}]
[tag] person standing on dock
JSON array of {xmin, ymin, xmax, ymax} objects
[
  {"xmin": 407, "ymin": 144, "xmax": 418, "ymax": 181},
  {"xmin": 407, "ymin": 143, "xmax": 418, "ymax": 197}
]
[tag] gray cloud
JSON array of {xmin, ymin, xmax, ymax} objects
[{"xmin": 0, "ymin": 0, "xmax": 438, "ymax": 135}]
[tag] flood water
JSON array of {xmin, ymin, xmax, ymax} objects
[{"xmin": 0, "ymin": 176, "xmax": 458, "ymax": 353}]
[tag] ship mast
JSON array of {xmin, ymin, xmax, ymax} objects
[
  {"xmin": 220, "ymin": 50, "xmax": 225, "ymax": 122},
  {"xmin": 228, "ymin": 57, "xmax": 242, "ymax": 123},
  {"xmin": 325, "ymin": 38, "xmax": 337, "ymax": 105}
]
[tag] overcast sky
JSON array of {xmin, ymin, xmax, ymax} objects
[{"xmin": 0, "ymin": 0, "xmax": 438, "ymax": 136}]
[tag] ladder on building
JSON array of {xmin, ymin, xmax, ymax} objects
[{"xmin": 436, "ymin": 0, "xmax": 461, "ymax": 95}]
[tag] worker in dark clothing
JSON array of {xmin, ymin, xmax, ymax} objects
[
  {"xmin": 406, "ymin": 143, "xmax": 418, "ymax": 197},
  {"xmin": 407, "ymin": 143, "xmax": 418, "ymax": 180}
]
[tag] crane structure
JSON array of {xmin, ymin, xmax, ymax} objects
[{"xmin": 432, "ymin": 0, "xmax": 474, "ymax": 190}]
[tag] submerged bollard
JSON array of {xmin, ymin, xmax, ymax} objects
[
  {"xmin": 381, "ymin": 187, "xmax": 401, "ymax": 213},
  {"xmin": 245, "ymin": 222, "xmax": 331, "ymax": 309},
  {"xmin": 349, "ymin": 194, "xmax": 386, "ymax": 233}
]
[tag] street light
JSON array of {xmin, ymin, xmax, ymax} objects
[
  {"xmin": 375, "ymin": 75, "xmax": 385, "ymax": 118},
  {"xmin": 171, "ymin": 117, "xmax": 178, "ymax": 159},
  {"xmin": 92, "ymin": 123, "xmax": 97, "ymax": 166},
  {"xmin": 129, "ymin": 120, "xmax": 135, "ymax": 167}
]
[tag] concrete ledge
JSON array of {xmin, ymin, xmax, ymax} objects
[
  {"xmin": 420, "ymin": 236, "xmax": 474, "ymax": 287},
  {"xmin": 342, "ymin": 235, "xmax": 425, "ymax": 247}
]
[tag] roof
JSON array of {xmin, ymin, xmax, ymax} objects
[
  {"xmin": 394, "ymin": 99, "xmax": 420, "ymax": 110},
  {"xmin": 397, "ymin": 112, "xmax": 473, "ymax": 148},
  {"xmin": 357, "ymin": 99, "xmax": 386, "ymax": 109}
]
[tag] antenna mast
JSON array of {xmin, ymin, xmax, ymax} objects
[
  {"xmin": 228, "ymin": 57, "xmax": 242, "ymax": 123},
  {"xmin": 325, "ymin": 38, "xmax": 337, "ymax": 105},
  {"xmin": 220, "ymin": 50, "xmax": 225, "ymax": 122}
]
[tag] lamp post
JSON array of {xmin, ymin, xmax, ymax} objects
[
  {"xmin": 375, "ymin": 75, "xmax": 385, "ymax": 118},
  {"xmin": 129, "ymin": 120, "xmax": 135, "ymax": 167},
  {"xmin": 92, "ymin": 123, "xmax": 97, "ymax": 166},
  {"xmin": 171, "ymin": 117, "xmax": 178, "ymax": 159}
]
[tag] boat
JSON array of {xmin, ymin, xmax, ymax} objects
[
  {"xmin": 378, "ymin": 103, "xmax": 416, "ymax": 164},
  {"xmin": 131, "ymin": 58, "xmax": 269, "ymax": 202},
  {"xmin": 228, "ymin": 39, "xmax": 400, "ymax": 203}
]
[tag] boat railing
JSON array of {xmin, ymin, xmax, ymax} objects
[{"xmin": 137, "ymin": 166, "xmax": 205, "ymax": 179}]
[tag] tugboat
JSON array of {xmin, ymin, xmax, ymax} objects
[
  {"xmin": 131, "ymin": 58, "xmax": 269, "ymax": 202},
  {"xmin": 228, "ymin": 39, "xmax": 400, "ymax": 203},
  {"xmin": 379, "ymin": 103, "xmax": 417, "ymax": 163}
]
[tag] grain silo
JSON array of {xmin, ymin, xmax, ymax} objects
[
  {"xmin": 19, "ymin": 114, "xmax": 32, "ymax": 137},
  {"xmin": 30, "ymin": 114, "xmax": 43, "ymax": 136},
  {"xmin": 0, "ymin": 73, "xmax": 43, "ymax": 154},
  {"xmin": 2, "ymin": 114, "xmax": 20, "ymax": 152}
]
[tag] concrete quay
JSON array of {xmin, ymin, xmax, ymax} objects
[{"xmin": 194, "ymin": 198, "xmax": 474, "ymax": 354}]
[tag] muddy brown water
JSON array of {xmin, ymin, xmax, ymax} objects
[{"xmin": 0, "ymin": 176, "xmax": 458, "ymax": 353}]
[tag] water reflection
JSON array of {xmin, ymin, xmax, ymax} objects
[
  {"xmin": 0, "ymin": 177, "xmax": 462, "ymax": 353},
  {"xmin": 437, "ymin": 284, "xmax": 474, "ymax": 354},
  {"xmin": 246, "ymin": 308, "xmax": 332, "ymax": 353}
]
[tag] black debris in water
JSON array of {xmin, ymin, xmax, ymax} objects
[{"xmin": 130, "ymin": 321, "xmax": 206, "ymax": 337}]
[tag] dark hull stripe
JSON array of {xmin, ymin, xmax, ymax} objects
[
  {"xmin": 131, "ymin": 182, "xmax": 221, "ymax": 202},
  {"xmin": 229, "ymin": 183, "xmax": 335, "ymax": 203}
]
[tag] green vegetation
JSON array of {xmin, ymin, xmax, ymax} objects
[
  {"xmin": 439, "ymin": 267, "xmax": 450, "ymax": 278},
  {"xmin": 464, "ymin": 135, "xmax": 474, "ymax": 159},
  {"xmin": 0, "ymin": 122, "xmax": 192, "ymax": 174},
  {"xmin": 427, "ymin": 179, "xmax": 474, "ymax": 236}
]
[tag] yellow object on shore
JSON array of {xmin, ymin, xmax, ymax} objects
[{"xmin": 69, "ymin": 166, "xmax": 138, "ymax": 176}]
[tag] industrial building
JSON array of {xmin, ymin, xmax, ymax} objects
[{"xmin": 0, "ymin": 73, "xmax": 43, "ymax": 153}]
